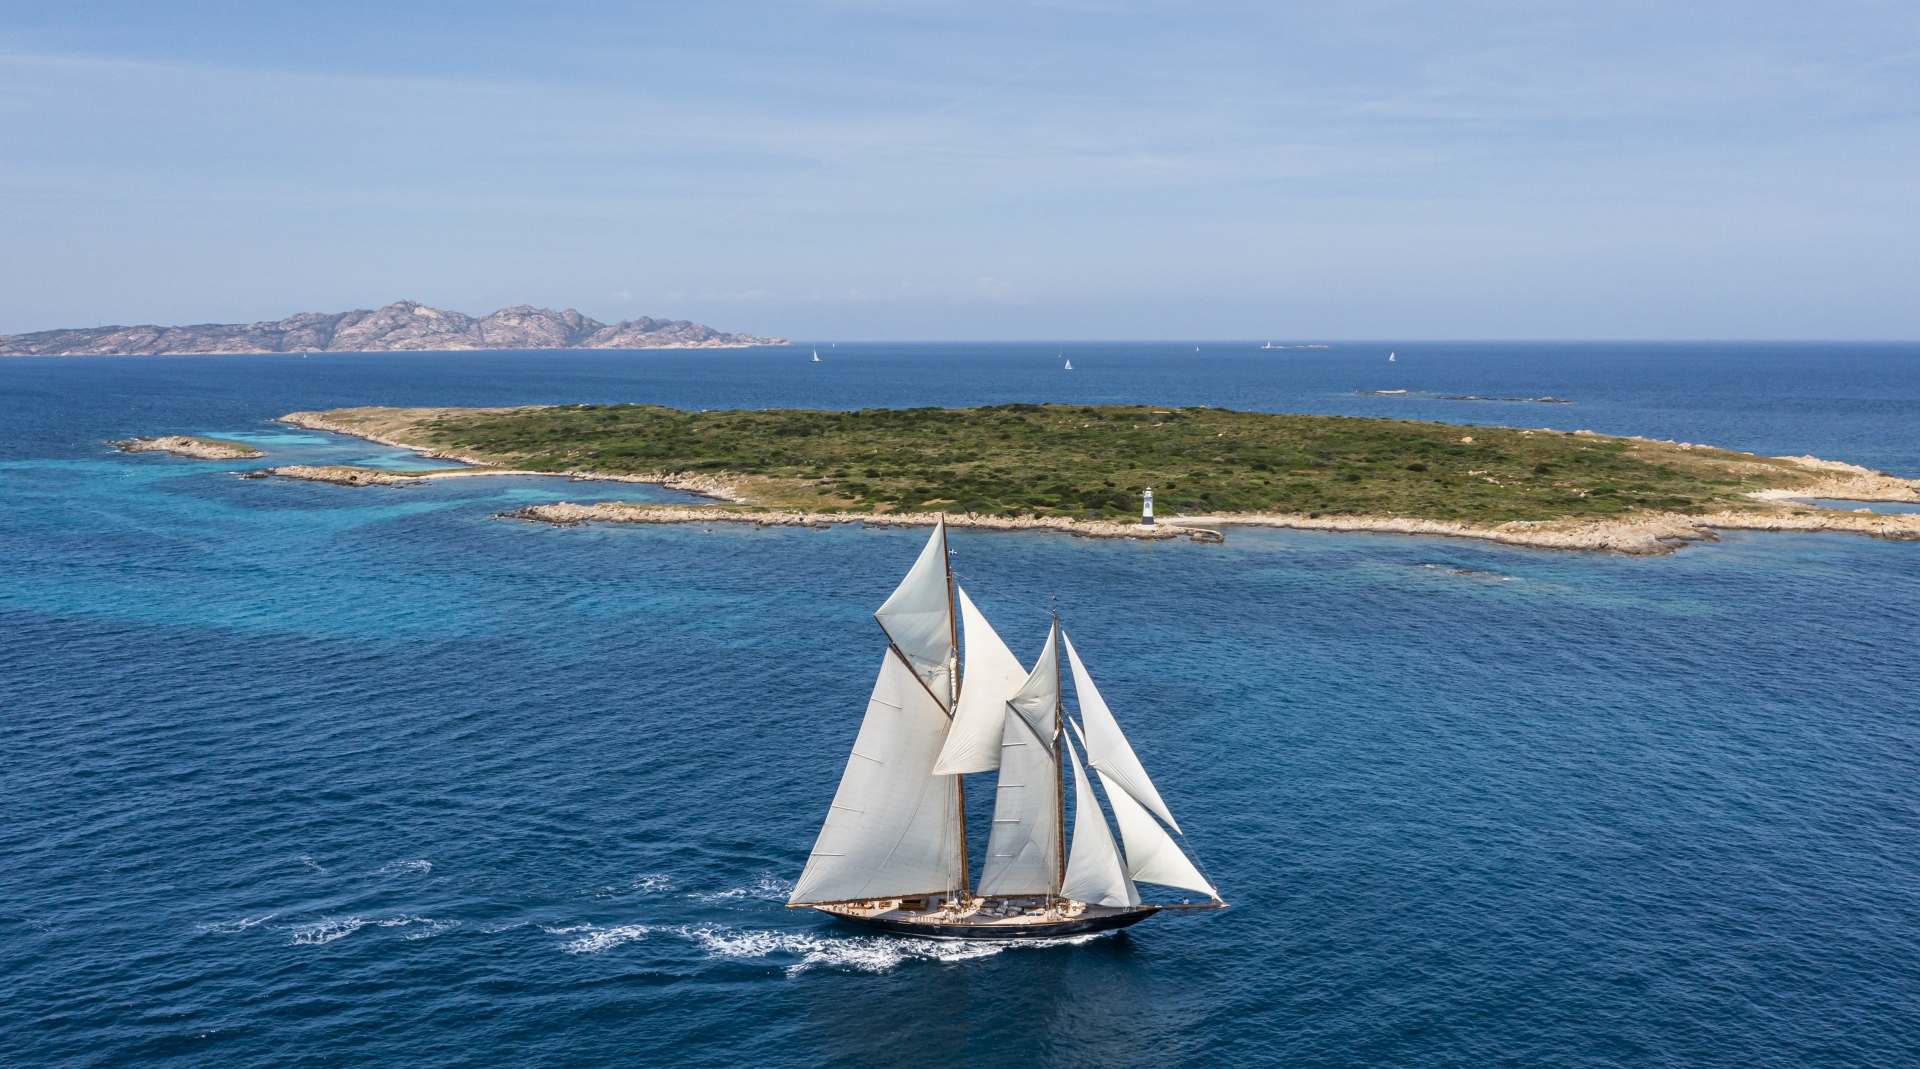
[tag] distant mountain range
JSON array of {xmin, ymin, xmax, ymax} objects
[{"xmin": 0, "ymin": 301, "xmax": 788, "ymax": 355}]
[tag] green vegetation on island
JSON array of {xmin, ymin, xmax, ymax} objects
[{"xmin": 287, "ymin": 403, "xmax": 1855, "ymax": 523}]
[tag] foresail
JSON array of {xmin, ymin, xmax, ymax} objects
[
  {"xmin": 931, "ymin": 586, "xmax": 1027, "ymax": 775},
  {"xmin": 1060, "ymin": 737, "xmax": 1139, "ymax": 908},
  {"xmin": 790, "ymin": 652, "xmax": 964, "ymax": 904},
  {"xmin": 1006, "ymin": 620, "xmax": 1059, "ymax": 741},
  {"xmin": 874, "ymin": 520, "xmax": 954, "ymax": 707},
  {"xmin": 977, "ymin": 621, "xmax": 1063, "ymax": 896},
  {"xmin": 1062, "ymin": 631, "xmax": 1181, "ymax": 833},
  {"xmin": 1097, "ymin": 769, "xmax": 1216, "ymax": 898}
]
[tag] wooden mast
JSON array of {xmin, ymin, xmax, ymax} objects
[
  {"xmin": 943, "ymin": 517, "xmax": 968, "ymax": 904},
  {"xmin": 1052, "ymin": 610, "xmax": 1066, "ymax": 904}
]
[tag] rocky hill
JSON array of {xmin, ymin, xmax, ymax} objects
[{"xmin": 0, "ymin": 301, "xmax": 787, "ymax": 355}]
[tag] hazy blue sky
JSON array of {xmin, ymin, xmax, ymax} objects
[{"xmin": 3, "ymin": 2, "xmax": 1916, "ymax": 339}]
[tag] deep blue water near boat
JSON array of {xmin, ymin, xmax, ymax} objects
[{"xmin": 3, "ymin": 342, "xmax": 1919, "ymax": 1068}]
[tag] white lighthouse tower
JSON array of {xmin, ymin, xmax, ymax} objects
[{"xmin": 1141, "ymin": 488, "xmax": 1155, "ymax": 528}]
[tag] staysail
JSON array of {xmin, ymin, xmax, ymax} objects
[
  {"xmin": 873, "ymin": 520, "xmax": 955, "ymax": 708},
  {"xmin": 977, "ymin": 621, "xmax": 1062, "ymax": 897},
  {"xmin": 789, "ymin": 650, "xmax": 964, "ymax": 903},
  {"xmin": 1063, "ymin": 632, "xmax": 1181, "ymax": 832},
  {"xmin": 1096, "ymin": 767, "xmax": 1216, "ymax": 897},
  {"xmin": 931, "ymin": 586, "xmax": 1028, "ymax": 775},
  {"xmin": 1060, "ymin": 735, "xmax": 1139, "ymax": 908}
]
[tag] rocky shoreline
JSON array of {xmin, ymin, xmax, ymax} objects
[
  {"xmin": 495, "ymin": 500, "xmax": 1920, "ymax": 555},
  {"xmin": 113, "ymin": 435, "xmax": 264, "ymax": 460}
]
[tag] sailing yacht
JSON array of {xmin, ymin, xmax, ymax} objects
[
  {"xmin": 812, "ymin": 348, "xmax": 822, "ymax": 362},
  {"xmin": 1063, "ymin": 359, "xmax": 1074, "ymax": 371},
  {"xmin": 788, "ymin": 520, "xmax": 1224, "ymax": 938}
]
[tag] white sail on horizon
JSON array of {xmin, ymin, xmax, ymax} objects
[
  {"xmin": 873, "ymin": 520, "xmax": 955, "ymax": 708},
  {"xmin": 931, "ymin": 586, "xmax": 1028, "ymax": 775},
  {"xmin": 977, "ymin": 620, "xmax": 1063, "ymax": 897},
  {"xmin": 1060, "ymin": 735, "xmax": 1139, "ymax": 908},
  {"xmin": 789, "ymin": 651, "xmax": 965, "ymax": 904}
]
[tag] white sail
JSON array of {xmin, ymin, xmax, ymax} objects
[
  {"xmin": 1062, "ymin": 632, "xmax": 1181, "ymax": 833},
  {"xmin": 977, "ymin": 622, "xmax": 1062, "ymax": 897},
  {"xmin": 1060, "ymin": 736, "xmax": 1139, "ymax": 908},
  {"xmin": 931, "ymin": 586, "xmax": 1028, "ymax": 775},
  {"xmin": 873, "ymin": 520, "xmax": 954, "ymax": 707},
  {"xmin": 789, "ymin": 651, "xmax": 964, "ymax": 904},
  {"xmin": 1097, "ymin": 768, "xmax": 1216, "ymax": 898},
  {"xmin": 1006, "ymin": 620, "xmax": 1059, "ymax": 742}
]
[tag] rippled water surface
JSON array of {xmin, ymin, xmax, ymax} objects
[{"xmin": 4, "ymin": 343, "xmax": 1919, "ymax": 1068}]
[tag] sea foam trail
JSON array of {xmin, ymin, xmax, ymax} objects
[
  {"xmin": 551, "ymin": 918, "xmax": 1113, "ymax": 974},
  {"xmin": 194, "ymin": 914, "xmax": 277, "ymax": 934},
  {"xmin": 688, "ymin": 873, "xmax": 793, "ymax": 904},
  {"xmin": 551, "ymin": 923, "xmax": 653, "ymax": 954},
  {"xmin": 695, "ymin": 926, "xmax": 1115, "ymax": 975},
  {"xmin": 287, "ymin": 917, "xmax": 365, "ymax": 945},
  {"xmin": 282, "ymin": 915, "xmax": 458, "ymax": 945}
]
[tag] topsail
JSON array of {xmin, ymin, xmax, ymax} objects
[{"xmin": 873, "ymin": 519, "xmax": 956, "ymax": 707}]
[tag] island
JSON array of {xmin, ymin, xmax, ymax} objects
[
  {"xmin": 113, "ymin": 435, "xmax": 265, "ymax": 460},
  {"xmin": 1, "ymin": 301, "xmax": 786, "ymax": 355},
  {"xmin": 266, "ymin": 404, "xmax": 1920, "ymax": 555}
]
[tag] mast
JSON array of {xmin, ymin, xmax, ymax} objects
[
  {"xmin": 943, "ymin": 516, "xmax": 968, "ymax": 900},
  {"xmin": 1052, "ymin": 610, "xmax": 1066, "ymax": 899}
]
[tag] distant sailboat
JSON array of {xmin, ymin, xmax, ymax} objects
[
  {"xmin": 788, "ymin": 521, "xmax": 1225, "ymax": 938},
  {"xmin": 812, "ymin": 348, "xmax": 821, "ymax": 363},
  {"xmin": 1389, "ymin": 352, "xmax": 1396, "ymax": 362},
  {"xmin": 1064, "ymin": 359, "xmax": 1074, "ymax": 370}
]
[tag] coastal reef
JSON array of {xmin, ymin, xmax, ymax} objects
[
  {"xmin": 2, "ymin": 301, "xmax": 786, "ymax": 355},
  {"xmin": 113, "ymin": 435, "xmax": 263, "ymax": 460},
  {"xmin": 273, "ymin": 405, "xmax": 1920, "ymax": 554}
]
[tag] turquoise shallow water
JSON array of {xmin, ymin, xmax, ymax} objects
[{"xmin": 4, "ymin": 344, "xmax": 1919, "ymax": 1068}]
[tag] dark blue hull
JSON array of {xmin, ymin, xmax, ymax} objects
[{"xmin": 823, "ymin": 906, "xmax": 1160, "ymax": 940}]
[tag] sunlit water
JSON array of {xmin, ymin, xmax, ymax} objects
[{"xmin": 4, "ymin": 343, "xmax": 1918, "ymax": 1067}]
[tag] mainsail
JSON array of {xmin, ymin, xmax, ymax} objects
[
  {"xmin": 789, "ymin": 651, "xmax": 964, "ymax": 903},
  {"xmin": 931, "ymin": 586, "xmax": 1028, "ymax": 775},
  {"xmin": 1060, "ymin": 735, "xmax": 1139, "ymax": 908},
  {"xmin": 976, "ymin": 621, "xmax": 1062, "ymax": 897},
  {"xmin": 873, "ymin": 520, "xmax": 955, "ymax": 707}
]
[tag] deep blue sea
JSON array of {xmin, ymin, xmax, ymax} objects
[{"xmin": 5, "ymin": 342, "xmax": 1919, "ymax": 1068}]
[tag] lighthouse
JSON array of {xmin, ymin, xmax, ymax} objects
[{"xmin": 1141, "ymin": 488, "xmax": 1155, "ymax": 528}]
